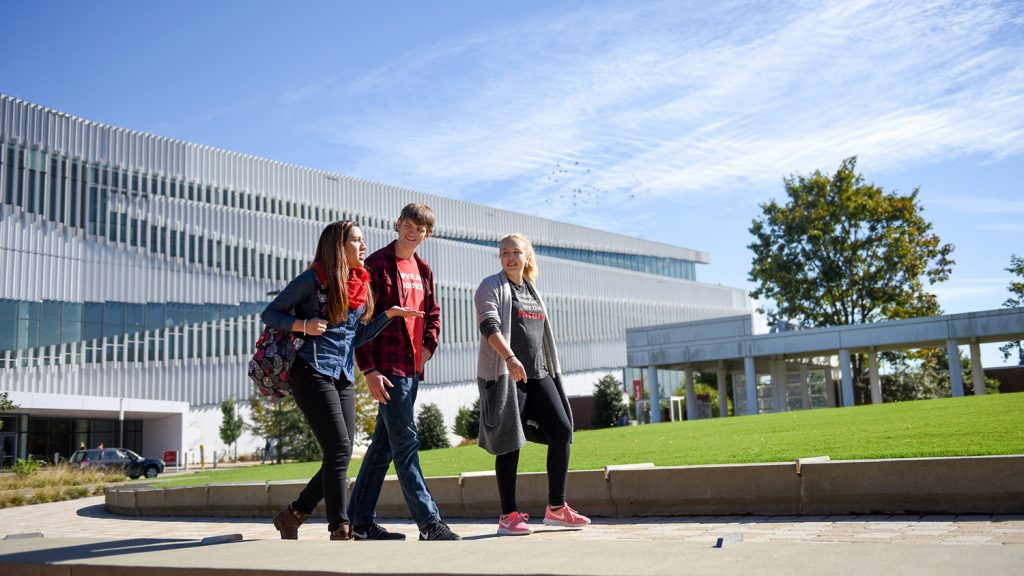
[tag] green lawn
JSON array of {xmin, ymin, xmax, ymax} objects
[{"xmin": 151, "ymin": 393, "xmax": 1024, "ymax": 488}]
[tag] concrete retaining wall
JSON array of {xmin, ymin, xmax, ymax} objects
[{"xmin": 106, "ymin": 455, "xmax": 1024, "ymax": 518}]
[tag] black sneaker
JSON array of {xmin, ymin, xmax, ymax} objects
[
  {"xmin": 352, "ymin": 522, "xmax": 406, "ymax": 541},
  {"xmin": 418, "ymin": 519, "xmax": 461, "ymax": 541}
]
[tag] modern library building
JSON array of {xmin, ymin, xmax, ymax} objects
[{"xmin": 0, "ymin": 94, "xmax": 752, "ymax": 465}]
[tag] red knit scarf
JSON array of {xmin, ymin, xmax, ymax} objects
[
  {"xmin": 311, "ymin": 263, "xmax": 370, "ymax": 311},
  {"xmin": 346, "ymin": 266, "xmax": 370, "ymax": 310}
]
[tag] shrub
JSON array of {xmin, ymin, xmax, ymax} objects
[
  {"xmin": 452, "ymin": 399, "xmax": 480, "ymax": 440},
  {"xmin": 417, "ymin": 403, "xmax": 450, "ymax": 450},
  {"xmin": 12, "ymin": 458, "xmax": 42, "ymax": 476},
  {"xmin": 592, "ymin": 375, "xmax": 629, "ymax": 428}
]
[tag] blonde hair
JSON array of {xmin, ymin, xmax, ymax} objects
[{"xmin": 500, "ymin": 233, "xmax": 538, "ymax": 285}]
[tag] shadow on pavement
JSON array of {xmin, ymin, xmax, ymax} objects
[
  {"xmin": 75, "ymin": 503, "xmax": 296, "ymax": 526},
  {"xmin": 0, "ymin": 538, "xmax": 205, "ymax": 564}
]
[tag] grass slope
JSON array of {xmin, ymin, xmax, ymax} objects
[{"xmin": 152, "ymin": 393, "xmax": 1024, "ymax": 488}]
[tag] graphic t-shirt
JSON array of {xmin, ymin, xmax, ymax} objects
[
  {"xmin": 396, "ymin": 256, "xmax": 425, "ymax": 373},
  {"xmin": 509, "ymin": 279, "xmax": 548, "ymax": 380}
]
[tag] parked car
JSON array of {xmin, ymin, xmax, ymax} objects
[{"xmin": 69, "ymin": 448, "xmax": 165, "ymax": 479}]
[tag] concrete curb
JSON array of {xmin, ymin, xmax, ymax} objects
[{"xmin": 105, "ymin": 455, "xmax": 1024, "ymax": 518}]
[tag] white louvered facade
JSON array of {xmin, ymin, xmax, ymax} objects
[{"xmin": 0, "ymin": 95, "xmax": 752, "ymax": 460}]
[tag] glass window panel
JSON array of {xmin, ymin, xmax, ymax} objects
[
  {"xmin": 61, "ymin": 320, "xmax": 81, "ymax": 344},
  {"xmin": 18, "ymin": 318, "xmax": 36, "ymax": 348},
  {"xmin": 184, "ymin": 304, "xmax": 203, "ymax": 325},
  {"xmin": 145, "ymin": 303, "xmax": 165, "ymax": 329},
  {"xmin": 0, "ymin": 299, "xmax": 17, "ymax": 319},
  {"xmin": 0, "ymin": 322, "xmax": 15, "ymax": 351},
  {"xmin": 82, "ymin": 322, "xmax": 102, "ymax": 340},
  {"xmin": 105, "ymin": 302, "xmax": 125, "ymax": 324},
  {"xmin": 166, "ymin": 303, "xmax": 186, "ymax": 326},
  {"xmin": 83, "ymin": 302, "xmax": 104, "ymax": 323},
  {"xmin": 40, "ymin": 300, "xmax": 62, "ymax": 320},
  {"xmin": 17, "ymin": 301, "xmax": 39, "ymax": 320},
  {"xmin": 124, "ymin": 304, "xmax": 144, "ymax": 329}
]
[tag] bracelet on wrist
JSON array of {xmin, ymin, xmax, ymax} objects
[
  {"xmin": 302, "ymin": 319, "xmax": 307, "ymax": 335},
  {"xmin": 504, "ymin": 354, "xmax": 515, "ymax": 362}
]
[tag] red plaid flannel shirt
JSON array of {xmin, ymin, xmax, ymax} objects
[{"xmin": 355, "ymin": 241, "xmax": 441, "ymax": 378}]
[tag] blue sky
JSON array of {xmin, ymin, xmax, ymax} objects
[{"xmin": 2, "ymin": 0, "xmax": 1022, "ymax": 365}]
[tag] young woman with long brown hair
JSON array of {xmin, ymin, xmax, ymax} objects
[{"xmin": 262, "ymin": 220, "xmax": 421, "ymax": 541}]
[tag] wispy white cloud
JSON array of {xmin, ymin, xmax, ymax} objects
[
  {"xmin": 932, "ymin": 277, "xmax": 1014, "ymax": 312},
  {"xmin": 285, "ymin": 0, "xmax": 1024, "ymax": 225},
  {"xmin": 932, "ymin": 195, "xmax": 1024, "ymax": 214}
]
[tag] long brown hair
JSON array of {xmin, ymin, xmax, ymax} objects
[{"xmin": 312, "ymin": 220, "xmax": 374, "ymax": 323}]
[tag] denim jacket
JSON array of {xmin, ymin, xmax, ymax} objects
[{"xmin": 261, "ymin": 270, "xmax": 391, "ymax": 383}]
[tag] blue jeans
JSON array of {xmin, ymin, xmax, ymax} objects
[{"xmin": 347, "ymin": 374, "xmax": 440, "ymax": 530}]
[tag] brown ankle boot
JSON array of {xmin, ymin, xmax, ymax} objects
[
  {"xmin": 330, "ymin": 523, "xmax": 352, "ymax": 541},
  {"xmin": 273, "ymin": 505, "xmax": 309, "ymax": 540}
]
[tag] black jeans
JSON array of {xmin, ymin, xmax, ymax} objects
[
  {"xmin": 289, "ymin": 357, "xmax": 356, "ymax": 532},
  {"xmin": 495, "ymin": 374, "xmax": 572, "ymax": 515}
]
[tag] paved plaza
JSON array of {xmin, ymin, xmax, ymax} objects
[
  {"xmin": 2, "ymin": 497, "xmax": 1023, "ymax": 575},
  {"xmin": 3, "ymin": 496, "xmax": 1024, "ymax": 545}
]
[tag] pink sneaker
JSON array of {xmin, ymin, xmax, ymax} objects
[
  {"xmin": 497, "ymin": 511, "xmax": 533, "ymax": 536},
  {"xmin": 543, "ymin": 504, "xmax": 591, "ymax": 527}
]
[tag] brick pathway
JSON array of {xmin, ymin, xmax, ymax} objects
[{"xmin": 2, "ymin": 497, "xmax": 1022, "ymax": 545}]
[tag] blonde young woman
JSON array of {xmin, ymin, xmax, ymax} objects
[{"xmin": 474, "ymin": 233, "xmax": 591, "ymax": 536}]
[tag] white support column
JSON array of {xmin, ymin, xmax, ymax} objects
[
  {"xmin": 839, "ymin": 349, "xmax": 854, "ymax": 407},
  {"xmin": 868, "ymin": 351, "xmax": 881, "ymax": 404},
  {"xmin": 970, "ymin": 341, "xmax": 986, "ymax": 395},
  {"xmin": 825, "ymin": 363, "xmax": 838, "ymax": 408},
  {"xmin": 799, "ymin": 363, "xmax": 811, "ymax": 410},
  {"xmin": 647, "ymin": 365, "xmax": 661, "ymax": 423},
  {"xmin": 744, "ymin": 356, "xmax": 757, "ymax": 416},
  {"xmin": 947, "ymin": 339, "xmax": 964, "ymax": 397},
  {"xmin": 684, "ymin": 367, "xmax": 696, "ymax": 421},
  {"xmin": 732, "ymin": 371, "xmax": 744, "ymax": 414},
  {"xmin": 716, "ymin": 366, "xmax": 728, "ymax": 417},
  {"xmin": 770, "ymin": 360, "xmax": 783, "ymax": 413}
]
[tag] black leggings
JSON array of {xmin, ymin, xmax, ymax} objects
[
  {"xmin": 495, "ymin": 374, "xmax": 572, "ymax": 515},
  {"xmin": 289, "ymin": 357, "xmax": 356, "ymax": 532}
]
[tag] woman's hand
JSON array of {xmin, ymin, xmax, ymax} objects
[
  {"xmin": 386, "ymin": 306, "xmax": 425, "ymax": 319},
  {"xmin": 505, "ymin": 355, "xmax": 527, "ymax": 383},
  {"xmin": 294, "ymin": 317, "xmax": 328, "ymax": 336}
]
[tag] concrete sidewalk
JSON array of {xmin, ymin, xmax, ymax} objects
[
  {"xmin": 2, "ymin": 536, "xmax": 1023, "ymax": 576},
  {"xmin": 2, "ymin": 497, "xmax": 1024, "ymax": 575}
]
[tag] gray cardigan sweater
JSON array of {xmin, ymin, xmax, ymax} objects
[{"xmin": 474, "ymin": 271, "xmax": 573, "ymax": 456}]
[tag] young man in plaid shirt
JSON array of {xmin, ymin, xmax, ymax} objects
[{"xmin": 348, "ymin": 203, "xmax": 461, "ymax": 541}]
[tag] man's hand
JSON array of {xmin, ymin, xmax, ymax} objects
[
  {"xmin": 421, "ymin": 347, "xmax": 433, "ymax": 363},
  {"xmin": 365, "ymin": 371, "xmax": 393, "ymax": 404}
]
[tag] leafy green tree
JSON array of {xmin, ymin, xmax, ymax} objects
[
  {"xmin": 883, "ymin": 348, "xmax": 1000, "ymax": 402},
  {"xmin": 999, "ymin": 254, "xmax": 1024, "ymax": 365},
  {"xmin": 592, "ymin": 375, "xmax": 629, "ymax": 428},
  {"xmin": 672, "ymin": 372, "xmax": 732, "ymax": 419},
  {"xmin": 749, "ymin": 156, "xmax": 955, "ymax": 403},
  {"xmin": 453, "ymin": 399, "xmax": 480, "ymax": 440},
  {"xmin": 0, "ymin": 391, "xmax": 16, "ymax": 431},
  {"xmin": 354, "ymin": 370, "xmax": 378, "ymax": 443},
  {"xmin": 416, "ymin": 403, "xmax": 449, "ymax": 450},
  {"xmin": 218, "ymin": 396, "xmax": 245, "ymax": 461},
  {"xmin": 247, "ymin": 395, "xmax": 320, "ymax": 463}
]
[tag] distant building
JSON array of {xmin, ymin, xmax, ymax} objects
[
  {"xmin": 626, "ymin": 309, "xmax": 1024, "ymax": 422},
  {"xmin": 0, "ymin": 95, "xmax": 752, "ymax": 465}
]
